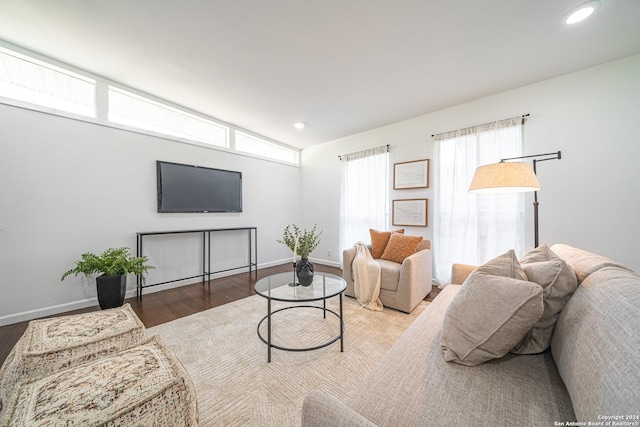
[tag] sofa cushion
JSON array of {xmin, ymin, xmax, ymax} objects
[
  {"xmin": 0, "ymin": 335, "xmax": 198, "ymax": 426},
  {"xmin": 512, "ymin": 246, "xmax": 578, "ymax": 354},
  {"xmin": 343, "ymin": 285, "xmax": 575, "ymax": 426},
  {"xmin": 441, "ymin": 250, "xmax": 544, "ymax": 366},
  {"xmin": 380, "ymin": 233, "xmax": 423, "ymax": 264},
  {"xmin": 551, "ymin": 266, "xmax": 640, "ymax": 421},
  {"xmin": 0, "ymin": 304, "xmax": 147, "ymax": 417},
  {"xmin": 377, "ymin": 259, "xmax": 402, "ymax": 292},
  {"xmin": 370, "ymin": 229, "xmax": 404, "ymax": 259}
]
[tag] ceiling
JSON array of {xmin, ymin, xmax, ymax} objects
[{"xmin": 1, "ymin": 1, "xmax": 639, "ymax": 149}]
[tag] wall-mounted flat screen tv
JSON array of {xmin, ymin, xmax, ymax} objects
[{"xmin": 157, "ymin": 161, "xmax": 243, "ymax": 213}]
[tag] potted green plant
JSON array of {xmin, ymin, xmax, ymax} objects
[
  {"xmin": 61, "ymin": 247, "xmax": 154, "ymax": 309},
  {"xmin": 278, "ymin": 224, "xmax": 322, "ymax": 286}
]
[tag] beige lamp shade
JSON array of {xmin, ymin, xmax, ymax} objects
[{"xmin": 469, "ymin": 162, "xmax": 541, "ymax": 194}]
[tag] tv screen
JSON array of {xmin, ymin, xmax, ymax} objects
[{"xmin": 157, "ymin": 161, "xmax": 243, "ymax": 213}]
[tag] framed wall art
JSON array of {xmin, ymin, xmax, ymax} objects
[
  {"xmin": 393, "ymin": 159, "xmax": 429, "ymax": 189},
  {"xmin": 392, "ymin": 199, "xmax": 428, "ymax": 227}
]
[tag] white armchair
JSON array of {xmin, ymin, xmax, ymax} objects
[{"xmin": 342, "ymin": 240, "xmax": 432, "ymax": 313}]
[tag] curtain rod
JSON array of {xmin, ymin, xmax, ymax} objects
[
  {"xmin": 430, "ymin": 113, "xmax": 529, "ymax": 138},
  {"xmin": 338, "ymin": 144, "xmax": 389, "ymax": 160}
]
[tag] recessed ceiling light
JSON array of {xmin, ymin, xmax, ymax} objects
[
  {"xmin": 563, "ymin": 0, "xmax": 600, "ymax": 25},
  {"xmin": 293, "ymin": 122, "xmax": 306, "ymax": 129}
]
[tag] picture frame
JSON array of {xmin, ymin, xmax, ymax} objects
[
  {"xmin": 393, "ymin": 159, "xmax": 429, "ymax": 189},
  {"xmin": 392, "ymin": 199, "xmax": 428, "ymax": 227}
]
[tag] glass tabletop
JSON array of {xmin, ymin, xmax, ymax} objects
[{"xmin": 254, "ymin": 271, "xmax": 347, "ymax": 302}]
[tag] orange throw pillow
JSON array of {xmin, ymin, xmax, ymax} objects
[
  {"xmin": 381, "ymin": 233, "xmax": 423, "ymax": 264},
  {"xmin": 370, "ymin": 229, "xmax": 404, "ymax": 259}
]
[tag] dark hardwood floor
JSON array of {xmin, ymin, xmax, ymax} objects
[{"xmin": 0, "ymin": 263, "xmax": 440, "ymax": 365}]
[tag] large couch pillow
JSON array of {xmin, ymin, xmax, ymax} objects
[
  {"xmin": 520, "ymin": 243, "xmax": 558, "ymax": 263},
  {"xmin": 441, "ymin": 250, "xmax": 544, "ymax": 366},
  {"xmin": 380, "ymin": 233, "xmax": 423, "ymax": 264},
  {"xmin": 369, "ymin": 228, "xmax": 404, "ymax": 259},
  {"xmin": 512, "ymin": 245, "xmax": 578, "ymax": 354}
]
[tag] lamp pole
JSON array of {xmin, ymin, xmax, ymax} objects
[{"xmin": 500, "ymin": 151, "xmax": 562, "ymax": 248}]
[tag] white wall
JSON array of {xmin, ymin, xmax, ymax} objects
[
  {"xmin": 3, "ymin": 53, "xmax": 639, "ymax": 325},
  {"xmin": 303, "ymin": 53, "xmax": 640, "ymax": 277},
  {"xmin": 0, "ymin": 106, "xmax": 301, "ymax": 325}
]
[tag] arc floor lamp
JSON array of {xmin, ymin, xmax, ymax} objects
[{"xmin": 468, "ymin": 151, "xmax": 562, "ymax": 248}]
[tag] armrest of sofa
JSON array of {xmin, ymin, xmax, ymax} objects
[
  {"xmin": 301, "ymin": 390, "xmax": 377, "ymax": 427},
  {"xmin": 451, "ymin": 263, "xmax": 477, "ymax": 285}
]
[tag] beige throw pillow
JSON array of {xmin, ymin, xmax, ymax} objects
[
  {"xmin": 441, "ymin": 250, "xmax": 544, "ymax": 366},
  {"xmin": 369, "ymin": 229, "xmax": 404, "ymax": 259},
  {"xmin": 512, "ymin": 245, "xmax": 579, "ymax": 354},
  {"xmin": 380, "ymin": 233, "xmax": 423, "ymax": 264},
  {"xmin": 519, "ymin": 243, "xmax": 557, "ymax": 264}
]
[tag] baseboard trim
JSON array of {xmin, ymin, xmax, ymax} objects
[
  {"xmin": 309, "ymin": 257, "xmax": 342, "ymax": 269},
  {"xmin": 0, "ymin": 259, "xmax": 343, "ymax": 327},
  {"xmin": 0, "ymin": 298, "xmax": 99, "ymax": 327}
]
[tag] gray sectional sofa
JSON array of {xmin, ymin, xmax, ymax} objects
[{"xmin": 302, "ymin": 244, "xmax": 640, "ymax": 426}]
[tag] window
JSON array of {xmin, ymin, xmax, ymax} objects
[
  {"xmin": 434, "ymin": 117, "xmax": 525, "ymax": 283},
  {"xmin": 0, "ymin": 44, "xmax": 299, "ymax": 165},
  {"xmin": 339, "ymin": 145, "xmax": 390, "ymax": 258},
  {"xmin": 0, "ymin": 47, "xmax": 95, "ymax": 117},
  {"xmin": 108, "ymin": 87, "xmax": 228, "ymax": 147},
  {"xmin": 235, "ymin": 131, "xmax": 299, "ymax": 164}
]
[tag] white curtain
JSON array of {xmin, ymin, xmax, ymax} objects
[
  {"xmin": 434, "ymin": 117, "xmax": 525, "ymax": 284},
  {"xmin": 339, "ymin": 146, "xmax": 389, "ymax": 260}
]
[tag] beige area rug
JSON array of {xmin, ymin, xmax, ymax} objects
[{"xmin": 149, "ymin": 294, "xmax": 428, "ymax": 426}]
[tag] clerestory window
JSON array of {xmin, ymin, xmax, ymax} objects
[
  {"xmin": 235, "ymin": 131, "xmax": 299, "ymax": 164},
  {"xmin": 108, "ymin": 87, "xmax": 228, "ymax": 148},
  {"xmin": 0, "ymin": 46, "xmax": 95, "ymax": 117},
  {"xmin": 0, "ymin": 44, "xmax": 300, "ymax": 165}
]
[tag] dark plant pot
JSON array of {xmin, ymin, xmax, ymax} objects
[
  {"xmin": 96, "ymin": 274, "xmax": 126, "ymax": 310},
  {"xmin": 296, "ymin": 258, "xmax": 314, "ymax": 287}
]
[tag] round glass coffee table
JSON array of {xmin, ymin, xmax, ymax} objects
[{"xmin": 254, "ymin": 271, "xmax": 347, "ymax": 362}]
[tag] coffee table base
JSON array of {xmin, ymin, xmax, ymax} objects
[{"xmin": 257, "ymin": 302, "xmax": 344, "ymax": 362}]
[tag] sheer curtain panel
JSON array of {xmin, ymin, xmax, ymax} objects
[
  {"xmin": 339, "ymin": 146, "xmax": 389, "ymax": 261},
  {"xmin": 434, "ymin": 117, "xmax": 525, "ymax": 284}
]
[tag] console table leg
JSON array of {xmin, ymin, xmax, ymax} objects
[{"xmin": 137, "ymin": 236, "xmax": 143, "ymax": 301}]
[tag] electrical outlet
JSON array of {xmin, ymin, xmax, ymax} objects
[{"xmin": 328, "ymin": 249, "xmax": 332, "ymax": 257}]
